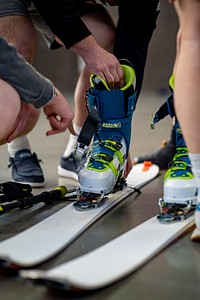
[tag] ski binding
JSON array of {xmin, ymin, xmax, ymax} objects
[
  {"xmin": 73, "ymin": 188, "xmax": 106, "ymax": 211},
  {"xmin": 74, "ymin": 177, "xmax": 127, "ymax": 211},
  {"xmin": 157, "ymin": 197, "xmax": 196, "ymax": 224}
]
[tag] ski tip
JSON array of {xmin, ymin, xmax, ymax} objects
[{"xmin": 191, "ymin": 227, "xmax": 200, "ymax": 242}]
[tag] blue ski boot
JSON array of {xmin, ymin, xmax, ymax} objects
[
  {"xmin": 154, "ymin": 75, "xmax": 198, "ymax": 223},
  {"xmin": 163, "ymin": 121, "xmax": 197, "ymax": 204},
  {"xmin": 75, "ymin": 62, "xmax": 136, "ymax": 210}
]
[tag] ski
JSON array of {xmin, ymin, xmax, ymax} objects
[
  {"xmin": 20, "ymin": 214, "xmax": 194, "ymax": 292},
  {"xmin": 0, "ymin": 162, "xmax": 159, "ymax": 269}
]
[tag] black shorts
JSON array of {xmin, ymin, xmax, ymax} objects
[{"xmin": 0, "ymin": 0, "xmax": 107, "ymax": 49}]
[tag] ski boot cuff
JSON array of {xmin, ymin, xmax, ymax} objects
[
  {"xmin": 169, "ymin": 73, "xmax": 175, "ymax": 92},
  {"xmin": 86, "ymin": 64, "xmax": 136, "ymax": 156},
  {"xmin": 90, "ymin": 64, "xmax": 136, "ymax": 92}
]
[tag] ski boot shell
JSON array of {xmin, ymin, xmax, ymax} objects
[
  {"xmin": 78, "ymin": 64, "xmax": 136, "ymax": 197},
  {"xmin": 150, "ymin": 74, "xmax": 197, "ymax": 222},
  {"xmin": 160, "ymin": 122, "xmax": 197, "ymax": 223},
  {"xmin": 163, "ymin": 124, "xmax": 198, "ymax": 205},
  {"xmin": 163, "ymin": 161, "xmax": 198, "ymax": 204}
]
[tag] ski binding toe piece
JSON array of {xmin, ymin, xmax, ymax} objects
[
  {"xmin": 74, "ymin": 177, "xmax": 127, "ymax": 211},
  {"xmin": 157, "ymin": 198, "xmax": 196, "ymax": 224},
  {"xmin": 73, "ymin": 188, "xmax": 106, "ymax": 211}
]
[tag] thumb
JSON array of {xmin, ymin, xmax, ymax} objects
[{"xmin": 68, "ymin": 121, "xmax": 76, "ymax": 136}]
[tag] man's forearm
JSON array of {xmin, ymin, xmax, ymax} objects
[
  {"xmin": 32, "ymin": 0, "xmax": 92, "ymax": 49},
  {"xmin": 0, "ymin": 37, "xmax": 54, "ymax": 108}
]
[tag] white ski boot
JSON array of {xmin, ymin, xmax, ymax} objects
[
  {"xmin": 158, "ymin": 145, "xmax": 197, "ymax": 223},
  {"xmin": 149, "ymin": 74, "xmax": 197, "ymax": 222},
  {"xmin": 163, "ymin": 146, "xmax": 197, "ymax": 205}
]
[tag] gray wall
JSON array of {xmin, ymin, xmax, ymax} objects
[{"xmin": 33, "ymin": 1, "xmax": 179, "ymax": 95}]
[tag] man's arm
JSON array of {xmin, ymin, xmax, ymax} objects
[
  {"xmin": 0, "ymin": 37, "xmax": 75, "ymax": 141},
  {"xmin": 32, "ymin": 0, "xmax": 92, "ymax": 49},
  {"xmin": 32, "ymin": 0, "xmax": 124, "ymax": 88},
  {"xmin": 0, "ymin": 37, "xmax": 54, "ymax": 108}
]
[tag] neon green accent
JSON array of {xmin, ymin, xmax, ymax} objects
[
  {"xmin": 173, "ymin": 147, "xmax": 188, "ymax": 159},
  {"xmin": 164, "ymin": 147, "xmax": 194, "ymax": 181},
  {"xmin": 0, "ymin": 206, "xmax": 3, "ymax": 212},
  {"xmin": 106, "ymin": 146, "xmax": 123, "ymax": 164},
  {"xmin": 92, "ymin": 139, "xmax": 124, "ymax": 165},
  {"xmin": 120, "ymin": 64, "xmax": 135, "ymax": 91},
  {"xmin": 87, "ymin": 139, "xmax": 125, "ymax": 178},
  {"xmin": 90, "ymin": 64, "xmax": 136, "ymax": 91},
  {"xmin": 87, "ymin": 154, "xmax": 118, "ymax": 178},
  {"xmin": 169, "ymin": 73, "xmax": 175, "ymax": 91},
  {"xmin": 90, "ymin": 75, "xmax": 110, "ymax": 90},
  {"xmin": 104, "ymin": 140, "xmax": 123, "ymax": 164},
  {"xmin": 55, "ymin": 186, "xmax": 68, "ymax": 197},
  {"xmin": 164, "ymin": 161, "xmax": 194, "ymax": 181}
]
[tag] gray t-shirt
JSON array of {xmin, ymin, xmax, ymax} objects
[{"xmin": 0, "ymin": 37, "xmax": 54, "ymax": 108}]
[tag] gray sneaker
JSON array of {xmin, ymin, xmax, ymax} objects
[
  {"xmin": 133, "ymin": 140, "xmax": 176, "ymax": 169},
  {"xmin": 58, "ymin": 152, "xmax": 85, "ymax": 181},
  {"xmin": 8, "ymin": 149, "xmax": 45, "ymax": 187}
]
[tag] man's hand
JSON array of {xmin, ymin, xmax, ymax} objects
[
  {"xmin": 43, "ymin": 88, "xmax": 75, "ymax": 136},
  {"xmin": 72, "ymin": 36, "xmax": 125, "ymax": 90}
]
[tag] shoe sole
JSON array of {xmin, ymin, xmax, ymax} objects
[
  {"xmin": 191, "ymin": 227, "xmax": 200, "ymax": 241},
  {"xmin": 58, "ymin": 166, "xmax": 78, "ymax": 181},
  {"xmin": 12, "ymin": 180, "xmax": 45, "ymax": 188}
]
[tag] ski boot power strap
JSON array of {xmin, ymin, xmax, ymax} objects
[{"xmin": 150, "ymin": 73, "xmax": 175, "ymax": 129}]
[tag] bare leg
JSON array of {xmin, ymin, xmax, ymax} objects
[
  {"xmin": 171, "ymin": 0, "xmax": 200, "ymax": 240},
  {"xmin": 0, "ymin": 79, "xmax": 38, "ymax": 145},
  {"xmin": 62, "ymin": 8, "xmax": 116, "ymax": 158},
  {"xmin": 173, "ymin": 1, "xmax": 200, "ymax": 153},
  {"xmin": 0, "ymin": 15, "xmax": 40, "ymax": 155},
  {"xmin": 0, "ymin": 15, "xmax": 45, "ymax": 186},
  {"xmin": 74, "ymin": 9, "xmax": 115, "ymax": 127},
  {"xmin": 0, "ymin": 16, "xmax": 37, "ymax": 63}
]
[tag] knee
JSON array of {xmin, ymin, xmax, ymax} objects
[
  {"xmin": 0, "ymin": 80, "xmax": 21, "ymax": 144},
  {"xmin": 22, "ymin": 106, "xmax": 41, "ymax": 135},
  {"xmin": 9, "ymin": 17, "xmax": 37, "ymax": 63},
  {"xmin": 15, "ymin": 31, "xmax": 37, "ymax": 63}
]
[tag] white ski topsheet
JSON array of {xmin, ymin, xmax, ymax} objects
[
  {"xmin": 126, "ymin": 162, "xmax": 159, "ymax": 188},
  {"xmin": 0, "ymin": 163, "xmax": 159, "ymax": 268},
  {"xmin": 20, "ymin": 215, "xmax": 195, "ymax": 291}
]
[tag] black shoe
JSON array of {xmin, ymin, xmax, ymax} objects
[
  {"xmin": 133, "ymin": 140, "xmax": 176, "ymax": 169},
  {"xmin": 8, "ymin": 149, "xmax": 45, "ymax": 187},
  {"xmin": 58, "ymin": 152, "xmax": 85, "ymax": 181}
]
